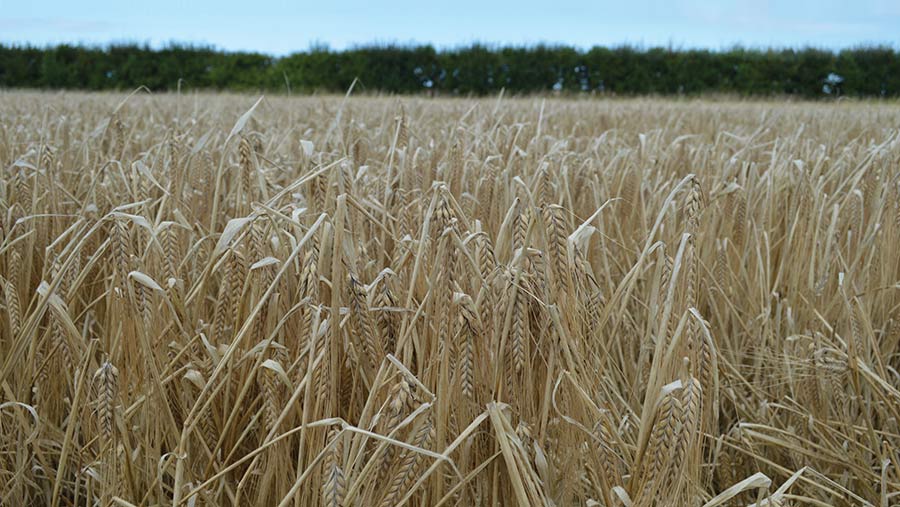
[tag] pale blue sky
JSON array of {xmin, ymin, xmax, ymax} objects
[{"xmin": 2, "ymin": 0, "xmax": 898, "ymax": 54}]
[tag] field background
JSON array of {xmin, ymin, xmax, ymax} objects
[{"xmin": 1, "ymin": 91, "xmax": 900, "ymax": 506}]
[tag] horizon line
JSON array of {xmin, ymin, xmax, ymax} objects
[{"xmin": 2, "ymin": 39, "xmax": 898, "ymax": 57}]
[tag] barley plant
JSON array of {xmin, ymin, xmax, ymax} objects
[{"xmin": 1, "ymin": 90, "xmax": 900, "ymax": 506}]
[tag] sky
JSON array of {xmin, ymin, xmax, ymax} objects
[{"xmin": 2, "ymin": 0, "xmax": 898, "ymax": 55}]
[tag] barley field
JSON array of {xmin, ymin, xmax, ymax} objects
[{"xmin": 1, "ymin": 91, "xmax": 900, "ymax": 506}]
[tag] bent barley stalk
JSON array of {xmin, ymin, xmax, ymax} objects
[{"xmin": 0, "ymin": 91, "xmax": 897, "ymax": 506}]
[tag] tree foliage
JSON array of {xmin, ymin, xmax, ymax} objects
[{"xmin": 1, "ymin": 43, "xmax": 898, "ymax": 97}]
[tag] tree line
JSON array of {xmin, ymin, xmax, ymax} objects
[{"xmin": 1, "ymin": 43, "xmax": 898, "ymax": 97}]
